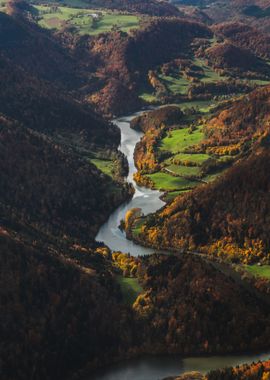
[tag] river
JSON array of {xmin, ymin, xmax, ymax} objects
[
  {"xmin": 95, "ymin": 112, "xmax": 270, "ymax": 379},
  {"xmin": 96, "ymin": 113, "xmax": 164, "ymax": 256}
]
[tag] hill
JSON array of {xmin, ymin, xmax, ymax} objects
[
  {"xmin": 0, "ymin": 229, "xmax": 132, "ymax": 380},
  {"xmin": 0, "ymin": 10, "xmax": 83, "ymax": 87},
  {"xmin": 0, "ymin": 117, "xmax": 132, "ymax": 242},
  {"xmin": 135, "ymin": 254, "xmax": 270, "ymax": 354},
  {"xmin": 85, "ymin": 18, "xmax": 212, "ymax": 115},
  {"xmin": 213, "ymin": 22, "xmax": 270, "ymax": 59},
  {"xmin": 204, "ymin": 42, "xmax": 270, "ymax": 78},
  {"xmin": 129, "ymin": 87, "xmax": 270, "ymax": 263}
]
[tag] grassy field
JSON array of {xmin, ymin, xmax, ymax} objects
[
  {"xmin": 132, "ymin": 219, "xmax": 145, "ymax": 237},
  {"xmin": 139, "ymin": 92, "xmax": 158, "ymax": 103},
  {"xmin": 147, "ymin": 172, "xmax": 198, "ymax": 191},
  {"xmin": 245, "ymin": 265, "xmax": 270, "ymax": 279},
  {"xmin": 163, "ymin": 190, "xmax": 190, "ymax": 202},
  {"xmin": 167, "ymin": 152, "xmax": 210, "ymax": 166},
  {"xmin": 165, "ymin": 164, "xmax": 201, "ymax": 177},
  {"xmin": 193, "ymin": 58, "xmax": 227, "ymax": 83},
  {"xmin": 160, "ymin": 125, "xmax": 204, "ymax": 154},
  {"xmin": 159, "ymin": 74, "xmax": 190, "ymax": 95},
  {"xmin": 35, "ymin": 5, "xmax": 140, "ymax": 35},
  {"xmin": 178, "ymin": 99, "xmax": 218, "ymax": 113},
  {"xmin": 116, "ymin": 276, "xmax": 143, "ymax": 305},
  {"xmin": 90, "ymin": 158, "xmax": 114, "ymax": 177}
]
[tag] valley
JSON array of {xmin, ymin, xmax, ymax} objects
[{"xmin": 1, "ymin": 0, "xmax": 270, "ymax": 379}]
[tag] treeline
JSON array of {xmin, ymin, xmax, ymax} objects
[{"xmin": 207, "ymin": 359, "xmax": 270, "ymax": 380}]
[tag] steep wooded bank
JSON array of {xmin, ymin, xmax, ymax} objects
[
  {"xmin": 133, "ymin": 254, "xmax": 270, "ymax": 355},
  {"xmin": 0, "ymin": 118, "xmax": 132, "ymax": 242},
  {"xmin": 166, "ymin": 358, "xmax": 270, "ymax": 379},
  {"xmin": 0, "ymin": 231, "xmax": 135, "ymax": 380}
]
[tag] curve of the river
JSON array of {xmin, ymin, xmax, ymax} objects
[
  {"xmin": 95, "ymin": 112, "xmax": 270, "ymax": 379},
  {"xmin": 96, "ymin": 112, "xmax": 165, "ymax": 256}
]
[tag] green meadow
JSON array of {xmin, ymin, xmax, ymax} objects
[
  {"xmin": 165, "ymin": 164, "xmax": 201, "ymax": 177},
  {"xmin": 90, "ymin": 158, "xmax": 115, "ymax": 177},
  {"xmin": 35, "ymin": 5, "xmax": 140, "ymax": 35},
  {"xmin": 245, "ymin": 265, "xmax": 270, "ymax": 279},
  {"xmin": 159, "ymin": 74, "xmax": 190, "ymax": 95},
  {"xmin": 146, "ymin": 172, "xmax": 198, "ymax": 191},
  {"xmin": 116, "ymin": 276, "xmax": 143, "ymax": 305},
  {"xmin": 167, "ymin": 152, "xmax": 210, "ymax": 166},
  {"xmin": 160, "ymin": 125, "xmax": 205, "ymax": 154}
]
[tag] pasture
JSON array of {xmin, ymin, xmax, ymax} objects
[
  {"xmin": 35, "ymin": 5, "xmax": 140, "ymax": 35},
  {"xmin": 116, "ymin": 276, "xmax": 143, "ymax": 305}
]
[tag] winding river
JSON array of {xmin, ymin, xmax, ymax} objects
[
  {"xmin": 96, "ymin": 112, "xmax": 164, "ymax": 256},
  {"xmin": 95, "ymin": 113, "xmax": 270, "ymax": 380}
]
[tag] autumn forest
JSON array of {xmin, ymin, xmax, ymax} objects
[{"xmin": 1, "ymin": 0, "xmax": 270, "ymax": 379}]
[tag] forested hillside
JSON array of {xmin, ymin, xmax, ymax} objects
[
  {"xmin": 130, "ymin": 86, "xmax": 270, "ymax": 263},
  {"xmin": 0, "ymin": 118, "xmax": 131, "ymax": 242},
  {"xmin": 84, "ymin": 18, "xmax": 212, "ymax": 115}
]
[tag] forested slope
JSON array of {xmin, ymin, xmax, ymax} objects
[{"xmin": 130, "ymin": 87, "xmax": 270, "ymax": 263}]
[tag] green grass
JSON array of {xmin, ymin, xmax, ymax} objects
[
  {"xmin": 116, "ymin": 276, "xmax": 143, "ymax": 305},
  {"xmin": 168, "ymin": 153, "xmax": 210, "ymax": 166},
  {"xmin": 163, "ymin": 189, "xmax": 190, "ymax": 202},
  {"xmin": 165, "ymin": 164, "xmax": 201, "ymax": 177},
  {"xmin": 204, "ymin": 172, "xmax": 222, "ymax": 183},
  {"xmin": 248, "ymin": 79, "xmax": 270, "ymax": 86},
  {"xmin": 174, "ymin": 99, "xmax": 218, "ymax": 114},
  {"xmin": 90, "ymin": 158, "xmax": 114, "ymax": 176},
  {"xmin": 139, "ymin": 92, "xmax": 158, "ymax": 103},
  {"xmin": 132, "ymin": 219, "xmax": 145, "ymax": 237},
  {"xmin": 159, "ymin": 74, "xmax": 190, "ymax": 95},
  {"xmin": 35, "ymin": 5, "xmax": 140, "ymax": 35},
  {"xmin": 147, "ymin": 172, "xmax": 198, "ymax": 191},
  {"xmin": 245, "ymin": 265, "xmax": 270, "ymax": 279},
  {"xmin": 160, "ymin": 125, "xmax": 205, "ymax": 154},
  {"xmin": 193, "ymin": 58, "xmax": 227, "ymax": 83}
]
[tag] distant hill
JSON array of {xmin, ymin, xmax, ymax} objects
[
  {"xmin": 85, "ymin": 18, "xmax": 212, "ymax": 115},
  {"xmin": 0, "ymin": 11, "xmax": 82, "ymax": 87},
  {"xmin": 204, "ymin": 42, "xmax": 270, "ymax": 78},
  {"xmin": 30, "ymin": 0, "xmax": 181, "ymax": 16},
  {"xmin": 213, "ymin": 22, "xmax": 270, "ymax": 59}
]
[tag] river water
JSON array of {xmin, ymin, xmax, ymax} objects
[
  {"xmin": 95, "ymin": 113, "xmax": 270, "ymax": 379},
  {"xmin": 96, "ymin": 113, "xmax": 164, "ymax": 256}
]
